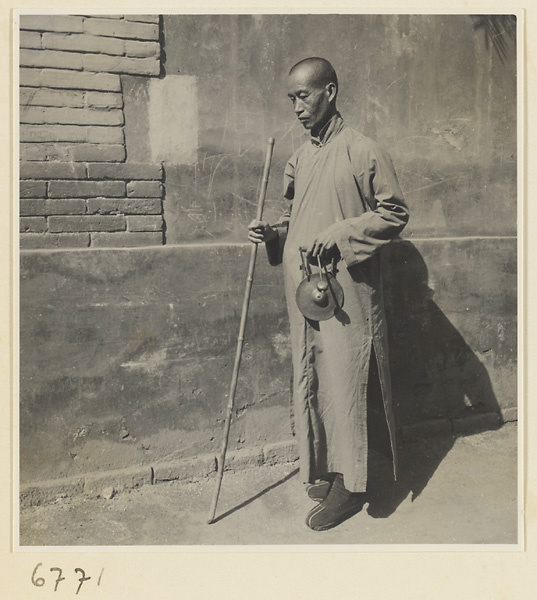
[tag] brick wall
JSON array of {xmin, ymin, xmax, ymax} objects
[{"xmin": 19, "ymin": 14, "xmax": 165, "ymax": 249}]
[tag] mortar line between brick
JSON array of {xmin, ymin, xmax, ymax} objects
[
  {"xmin": 160, "ymin": 236, "xmax": 518, "ymax": 248},
  {"xmin": 18, "ymin": 235, "xmax": 519, "ymax": 254},
  {"xmin": 397, "ymin": 236, "xmax": 517, "ymax": 241}
]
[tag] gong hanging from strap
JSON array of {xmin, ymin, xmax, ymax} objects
[{"xmin": 295, "ymin": 247, "xmax": 344, "ymax": 321}]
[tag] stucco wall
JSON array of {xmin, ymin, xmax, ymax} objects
[
  {"xmin": 19, "ymin": 14, "xmax": 517, "ymax": 488},
  {"xmin": 159, "ymin": 14, "xmax": 516, "ymax": 243},
  {"xmin": 20, "ymin": 239, "xmax": 516, "ymax": 485}
]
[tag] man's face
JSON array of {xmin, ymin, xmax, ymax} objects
[{"xmin": 287, "ymin": 68, "xmax": 334, "ymax": 131}]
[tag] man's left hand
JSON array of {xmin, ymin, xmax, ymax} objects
[{"xmin": 307, "ymin": 230, "xmax": 338, "ymax": 262}]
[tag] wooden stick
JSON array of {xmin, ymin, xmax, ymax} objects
[{"xmin": 207, "ymin": 137, "xmax": 275, "ymax": 524}]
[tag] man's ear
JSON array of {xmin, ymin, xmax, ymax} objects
[{"xmin": 326, "ymin": 82, "xmax": 337, "ymax": 103}]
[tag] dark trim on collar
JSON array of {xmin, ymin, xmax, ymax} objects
[{"xmin": 310, "ymin": 112, "xmax": 346, "ymax": 147}]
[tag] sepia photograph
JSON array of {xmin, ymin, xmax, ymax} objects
[{"xmin": 16, "ymin": 11, "xmax": 520, "ymax": 550}]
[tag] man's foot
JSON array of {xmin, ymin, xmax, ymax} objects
[
  {"xmin": 306, "ymin": 477, "xmax": 333, "ymax": 502},
  {"xmin": 305, "ymin": 474, "xmax": 366, "ymax": 531}
]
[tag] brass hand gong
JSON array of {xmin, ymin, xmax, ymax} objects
[{"xmin": 296, "ymin": 248, "xmax": 344, "ymax": 321}]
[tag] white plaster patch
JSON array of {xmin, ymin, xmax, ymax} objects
[{"xmin": 148, "ymin": 75, "xmax": 198, "ymax": 165}]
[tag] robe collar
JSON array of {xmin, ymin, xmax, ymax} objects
[{"xmin": 310, "ymin": 112, "xmax": 346, "ymax": 147}]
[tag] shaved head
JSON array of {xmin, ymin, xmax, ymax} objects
[
  {"xmin": 289, "ymin": 57, "xmax": 338, "ymax": 92},
  {"xmin": 287, "ymin": 57, "xmax": 338, "ymax": 133}
]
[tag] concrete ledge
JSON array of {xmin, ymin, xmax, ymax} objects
[
  {"xmin": 19, "ymin": 414, "xmax": 514, "ymax": 508},
  {"xmin": 223, "ymin": 447, "xmax": 264, "ymax": 471},
  {"xmin": 451, "ymin": 412, "xmax": 501, "ymax": 436},
  {"xmin": 84, "ymin": 465, "xmax": 153, "ymax": 497},
  {"xmin": 153, "ymin": 454, "xmax": 217, "ymax": 483},
  {"xmin": 20, "ymin": 476, "xmax": 85, "ymax": 508},
  {"xmin": 501, "ymin": 407, "xmax": 518, "ymax": 423},
  {"xmin": 264, "ymin": 440, "xmax": 300, "ymax": 465},
  {"xmin": 400, "ymin": 411, "xmax": 503, "ymax": 443}
]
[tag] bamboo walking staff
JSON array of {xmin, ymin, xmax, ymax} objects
[{"xmin": 208, "ymin": 137, "xmax": 275, "ymax": 524}]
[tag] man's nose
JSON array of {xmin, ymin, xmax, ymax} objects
[{"xmin": 294, "ymin": 99, "xmax": 305, "ymax": 115}]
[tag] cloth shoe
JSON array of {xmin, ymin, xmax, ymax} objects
[
  {"xmin": 305, "ymin": 474, "xmax": 366, "ymax": 531},
  {"xmin": 306, "ymin": 475, "xmax": 335, "ymax": 502}
]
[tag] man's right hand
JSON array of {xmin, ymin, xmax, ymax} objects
[{"xmin": 248, "ymin": 220, "xmax": 277, "ymax": 244}]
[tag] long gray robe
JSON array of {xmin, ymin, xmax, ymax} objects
[{"xmin": 266, "ymin": 113, "xmax": 409, "ymax": 492}]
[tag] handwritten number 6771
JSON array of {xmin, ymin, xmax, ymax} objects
[{"xmin": 31, "ymin": 563, "xmax": 104, "ymax": 594}]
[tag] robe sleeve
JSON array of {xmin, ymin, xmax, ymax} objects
[
  {"xmin": 326, "ymin": 140, "xmax": 409, "ymax": 268},
  {"xmin": 265, "ymin": 155, "xmax": 295, "ymax": 266}
]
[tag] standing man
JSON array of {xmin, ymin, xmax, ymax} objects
[{"xmin": 248, "ymin": 57, "xmax": 409, "ymax": 531}]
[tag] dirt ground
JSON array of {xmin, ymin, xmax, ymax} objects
[{"xmin": 19, "ymin": 423, "xmax": 518, "ymax": 546}]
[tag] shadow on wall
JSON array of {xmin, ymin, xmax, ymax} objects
[{"xmin": 365, "ymin": 240, "xmax": 501, "ymax": 519}]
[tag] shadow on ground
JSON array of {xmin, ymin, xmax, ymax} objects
[
  {"xmin": 213, "ymin": 467, "xmax": 299, "ymax": 523},
  {"xmin": 362, "ymin": 240, "xmax": 505, "ymax": 518},
  {"xmin": 366, "ymin": 438, "xmax": 456, "ymax": 518}
]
